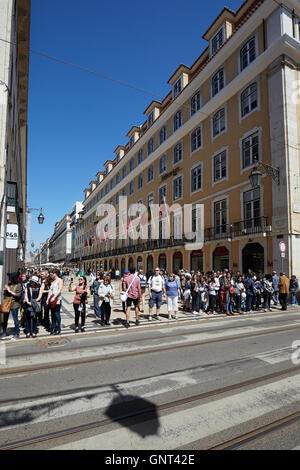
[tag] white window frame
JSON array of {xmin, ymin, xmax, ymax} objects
[
  {"xmin": 173, "ymin": 141, "xmax": 183, "ymax": 167},
  {"xmin": 158, "ymin": 154, "xmax": 167, "ymax": 176},
  {"xmin": 240, "ymin": 127, "xmax": 262, "ymax": 173},
  {"xmin": 129, "ymin": 135, "xmax": 135, "ymax": 148},
  {"xmin": 148, "ymin": 110, "xmax": 154, "ymax": 127},
  {"xmin": 173, "ymin": 174, "xmax": 183, "ymax": 202},
  {"xmin": 211, "ymin": 67, "xmax": 225, "ymax": 97},
  {"xmin": 211, "ymin": 194, "xmax": 229, "ymax": 230},
  {"xmin": 159, "ymin": 125, "xmax": 167, "ymax": 145},
  {"xmin": 190, "ymin": 125, "xmax": 203, "ymax": 154},
  {"xmin": 212, "ymin": 147, "xmax": 228, "ymax": 187},
  {"xmin": 158, "ymin": 184, "xmax": 167, "ymax": 205},
  {"xmin": 190, "ymin": 162, "xmax": 203, "ymax": 195},
  {"xmin": 129, "ymin": 157, "xmax": 135, "ymax": 173},
  {"xmin": 190, "ymin": 89, "xmax": 201, "ymax": 116},
  {"xmin": 138, "ymin": 148, "xmax": 143, "ymax": 165},
  {"xmin": 239, "ymin": 34, "xmax": 257, "ymax": 73},
  {"xmin": 211, "ymin": 24, "xmax": 225, "ymax": 56},
  {"xmin": 211, "ymin": 105, "xmax": 227, "ymax": 141},
  {"xmin": 147, "ymin": 164, "xmax": 154, "ymax": 183},
  {"xmin": 148, "ymin": 138, "xmax": 154, "ymax": 156},
  {"xmin": 173, "ymin": 109, "xmax": 182, "ymax": 132},
  {"xmin": 239, "ymin": 79, "xmax": 260, "ymax": 122},
  {"xmin": 138, "ymin": 173, "xmax": 143, "ymax": 190},
  {"xmin": 129, "ymin": 180, "xmax": 134, "ymax": 195},
  {"xmin": 173, "ymin": 76, "xmax": 182, "ymax": 99}
]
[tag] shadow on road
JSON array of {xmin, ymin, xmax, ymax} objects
[{"xmin": 105, "ymin": 385, "xmax": 160, "ymax": 438}]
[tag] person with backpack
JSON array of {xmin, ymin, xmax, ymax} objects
[
  {"xmin": 91, "ymin": 272, "xmax": 102, "ymax": 319},
  {"xmin": 123, "ymin": 267, "xmax": 141, "ymax": 328},
  {"xmin": 244, "ymin": 275, "xmax": 256, "ymax": 313},
  {"xmin": 98, "ymin": 275, "xmax": 115, "ymax": 326},
  {"xmin": 148, "ymin": 267, "xmax": 166, "ymax": 321},
  {"xmin": 137, "ymin": 268, "xmax": 147, "ymax": 313}
]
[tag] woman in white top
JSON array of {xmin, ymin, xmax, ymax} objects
[
  {"xmin": 98, "ymin": 276, "xmax": 115, "ymax": 326},
  {"xmin": 47, "ymin": 269, "xmax": 63, "ymax": 335}
]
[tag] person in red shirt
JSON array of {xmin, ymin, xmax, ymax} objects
[{"xmin": 69, "ymin": 276, "xmax": 90, "ymax": 333}]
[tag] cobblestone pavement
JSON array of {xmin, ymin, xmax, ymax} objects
[{"xmin": 2, "ymin": 279, "xmax": 298, "ymax": 341}]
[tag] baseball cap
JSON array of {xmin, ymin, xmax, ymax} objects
[{"xmin": 124, "ymin": 270, "xmax": 129, "ymax": 274}]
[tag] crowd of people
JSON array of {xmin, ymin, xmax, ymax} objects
[{"xmin": 0, "ymin": 265, "xmax": 299, "ymax": 339}]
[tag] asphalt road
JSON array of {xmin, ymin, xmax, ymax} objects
[{"xmin": 1, "ymin": 310, "xmax": 300, "ymax": 450}]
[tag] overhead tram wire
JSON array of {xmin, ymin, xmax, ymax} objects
[{"xmin": 0, "ymin": 31, "xmax": 299, "ymax": 154}]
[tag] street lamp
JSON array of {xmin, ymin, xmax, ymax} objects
[
  {"xmin": 27, "ymin": 207, "xmax": 45, "ymax": 224},
  {"xmin": 249, "ymin": 162, "xmax": 280, "ymax": 189}
]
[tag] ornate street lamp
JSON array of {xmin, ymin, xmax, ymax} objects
[
  {"xmin": 38, "ymin": 211, "xmax": 45, "ymax": 225},
  {"xmin": 249, "ymin": 162, "xmax": 280, "ymax": 189}
]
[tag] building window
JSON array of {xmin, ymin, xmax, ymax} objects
[
  {"xmin": 148, "ymin": 138, "xmax": 154, "ymax": 156},
  {"xmin": 116, "ymin": 192, "xmax": 119, "ymax": 205},
  {"xmin": 212, "ymin": 108, "xmax": 226, "ymax": 138},
  {"xmin": 116, "ymin": 172, "xmax": 120, "ymax": 184},
  {"xmin": 242, "ymin": 132, "xmax": 259, "ymax": 168},
  {"xmin": 173, "ymin": 213, "xmax": 182, "ymax": 239},
  {"xmin": 211, "ymin": 26, "xmax": 224, "ymax": 55},
  {"xmin": 129, "ymin": 135, "xmax": 135, "ymax": 148},
  {"xmin": 122, "ymin": 166, "xmax": 127, "ymax": 179},
  {"xmin": 191, "ymin": 90, "xmax": 201, "ymax": 116},
  {"xmin": 191, "ymin": 164, "xmax": 202, "ymax": 193},
  {"xmin": 159, "ymin": 185, "xmax": 167, "ymax": 204},
  {"xmin": 173, "ymin": 110, "xmax": 182, "ymax": 132},
  {"xmin": 138, "ymin": 173, "xmax": 143, "ymax": 190},
  {"xmin": 105, "ymin": 167, "xmax": 109, "ymax": 175},
  {"xmin": 173, "ymin": 77, "xmax": 182, "ymax": 98},
  {"xmin": 130, "ymin": 157, "xmax": 135, "ymax": 172},
  {"xmin": 122, "ymin": 187, "xmax": 127, "ymax": 196},
  {"xmin": 240, "ymin": 37, "xmax": 256, "ymax": 71},
  {"xmin": 138, "ymin": 149, "xmax": 143, "ymax": 165},
  {"xmin": 110, "ymin": 179, "xmax": 114, "ymax": 190},
  {"xmin": 148, "ymin": 164, "xmax": 154, "ymax": 182},
  {"xmin": 173, "ymin": 142, "xmax": 183, "ymax": 165},
  {"xmin": 241, "ymin": 83, "xmax": 258, "ymax": 117},
  {"xmin": 159, "ymin": 154, "xmax": 167, "ymax": 175},
  {"xmin": 130, "ymin": 181, "xmax": 134, "ymax": 195},
  {"xmin": 213, "ymin": 150, "xmax": 227, "ymax": 182},
  {"xmin": 105, "ymin": 184, "xmax": 109, "ymax": 195},
  {"xmin": 191, "ymin": 127, "xmax": 202, "ymax": 153},
  {"xmin": 159, "ymin": 126, "xmax": 166, "ymax": 145},
  {"xmin": 148, "ymin": 111, "xmax": 154, "ymax": 127},
  {"xmin": 173, "ymin": 176, "xmax": 183, "ymax": 200},
  {"xmin": 212, "ymin": 68, "xmax": 224, "ymax": 97},
  {"xmin": 214, "ymin": 199, "xmax": 227, "ymax": 234},
  {"xmin": 116, "ymin": 152, "xmax": 120, "ymax": 163},
  {"xmin": 243, "ymin": 188, "xmax": 261, "ymax": 228},
  {"xmin": 100, "ymin": 188, "xmax": 104, "ymax": 199}
]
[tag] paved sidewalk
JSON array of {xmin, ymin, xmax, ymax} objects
[{"xmin": 2, "ymin": 280, "xmax": 299, "ymax": 341}]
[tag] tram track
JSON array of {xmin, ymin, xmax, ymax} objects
[
  {"xmin": 1, "ymin": 364, "xmax": 300, "ymax": 450},
  {"xmin": 1, "ymin": 322, "xmax": 300, "ymax": 377}
]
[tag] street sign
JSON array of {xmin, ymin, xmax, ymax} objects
[
  {"xmin": 281, "ymin": 253, "xmax": 285, "ymax": 258},
  {"xmin": 6, "ymin": 224, "xmax": 18, "ymax": 249},
  {"xmin": 279, "ymin": 241, "xmax": 286, "ymax": 253}
]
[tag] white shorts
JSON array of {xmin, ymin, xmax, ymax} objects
[{"xmin": 167, "ymin": 296, "xmax": 178, "ymax": 312}]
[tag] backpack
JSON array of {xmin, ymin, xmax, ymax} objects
[
  {"xmin": 245, "ymin": 278, "xmax": 253, "ymax": 290},
  {"xmin": 138, "ymin": 274, "xmax": 147, "ymax": 289}
]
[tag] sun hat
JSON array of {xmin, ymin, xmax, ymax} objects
[{"xmin": 31, "ymin": 275, "xmax": 40, "ymax": 284}]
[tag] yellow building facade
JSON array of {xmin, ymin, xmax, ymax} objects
[{"xmin": 73, "ymin": 0, "xmax": 300, "ymax": 276}]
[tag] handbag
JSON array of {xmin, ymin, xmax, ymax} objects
[
  {"xmin": 120, "ymin": 274, "xmax": 138, "ymax": 303},
  {"xmin": 0, "ymin": 297, "xmax": 13, "ymax": 314},
  {"xmin": 48, "ymin": 294, "xmax": 59, "ymax": 309}
]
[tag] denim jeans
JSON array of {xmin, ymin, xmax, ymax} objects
[
  {"xmin": 246, "ymin": 294, "xmax": 255, "ymax": 312},
  {"xmin": 226, "ymin": 294, "xmax": 233, "ymax": 313},
  {"xmin": 50, "ymin": 304, "xmax": 61, "ymax": 332},
  {"xmin": 94, "ymin": 294, "xmax": 101, "ymax": 318},
  {"xmin": 25, "ymin": 309, "xmax": 38, "ymax": 335},
  {"xmin": 272, "ymin": 291, "xmax": 279, "ymax": 304},
  {"xmin": 263, "ymin": 293, "xmax": 271, "ymax": 309},
  {"xmin": 291, "ymin": 292, "xmax": 298, "ymax": 305},
  {"xmin": 2, "ymin": 308, "xmax": 20, "ymax": 336}
]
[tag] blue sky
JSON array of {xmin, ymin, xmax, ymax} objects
[{"xmin": 27, "ymin": 0, "xmax": 243, "ymax": 249}]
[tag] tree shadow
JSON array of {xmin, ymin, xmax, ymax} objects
[{"xmin": 105, "ymin": 385, "xmax": 160, "ymax": 438}]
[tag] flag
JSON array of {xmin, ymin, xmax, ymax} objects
[
  {"xmin": 84, "ymin": 239, "xmax": 88, "ymax": 247},
  {"xmin": 159, "ymin": 198, "xmax": 169, "ymax": 219},
  {"xmin": 99, "ymin": 229, "xmax": 106, "ymax": 241},
  {"xmin": 140, "ymin": 206, "xmax": 151, "ymax": 226},
  {"xmin": 126, "ymin": 217, "xmax": 131, "ymax": 234}
]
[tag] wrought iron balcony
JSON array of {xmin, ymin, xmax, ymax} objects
[
  {"xmin": 7, "ymin": 181, "xmax": 18, "ymax": 207},
  {"xmin": 204, "ymin": 217, "xmax": 269, "ymax": 242}
]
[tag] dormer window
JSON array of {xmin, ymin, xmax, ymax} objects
[
  {"xmin": 129, "ymin": 135, "xmax": 135, "ymax": 148},
  {"xmin": 105, "ymin": 167, "xmax": 109, "ymax": 175},
  {"xmin": 116, "ymin": 152, "xmax": 120, "ymax": 163},
  {"xmin": 173, "ymin": 77, "xmax": 182, "ymax": 98},
  {"xmin": 211, "ymin": 26, "xmax": 224, "ymax": 55},
  {"xmin": 148, "ymin": 111, "xmax": 154, "ymax": 127}
]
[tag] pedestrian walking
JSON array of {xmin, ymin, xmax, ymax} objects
[
  {"xmin": 137, "ymin": 268, "xmax": 147, "ymax": 313},
  {"xmin": 98, "ymin": 276, "xmax": 115, "ymax": 326},
  {"xmin": 123, "ymin": 267, "xmax": 141, "ymax": 328},
  {"xmin": 272, "ymin": 271, "xmax": 280, "ymax": 305},
  {"xmin": 262, "ymin": 274, "xmax": 274, "ymax": 312},
  {"xmin": 69, "ymin": 275, "xmax": 90, "ymax": 333},
  {"xmin": 91, "ymin": 272, "xmax": 102, "ymax": 319},
  {"xmin": 1, "ymin": 273, "xmax": 22, "ymax": 340},
  {"xmin": 37, "ymin": 272, "xmax": 52, "ymax": 330},
  {"xmin": 47, "ymin": 269, "xmax": 63, "ymax": 335}
]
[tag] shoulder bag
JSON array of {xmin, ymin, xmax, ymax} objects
[{"xmin": 120, "ymin": 274, "xmax": 138, "ymax": 303}]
